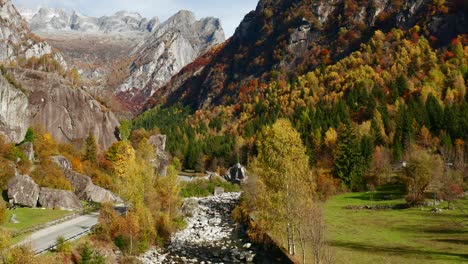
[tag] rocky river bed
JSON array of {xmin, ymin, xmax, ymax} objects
[{"xmin": 139, "ymin": 192, "xmax": 263, "ymax": 264}]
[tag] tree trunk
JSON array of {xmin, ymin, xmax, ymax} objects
[{"xmin": 298, "ymin": 223, "xmax": 306, "ymax": 264}]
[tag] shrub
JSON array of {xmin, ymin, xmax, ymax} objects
[
  {"xmin": 180, "ymin": 178, "xmax": 240, "ymax": 198},
  {"xmin": 0, "ymin": 200, "xmax": 7, "ymax": 225},
  {"xmin": 77, "ymin": 243, "xmax": 105, "ymax": 264},
  {"xmin": 55, "ymin": 236, "xmax": 71, "ymax": 254}
]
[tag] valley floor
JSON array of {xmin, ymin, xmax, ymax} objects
[{"xmin": 325, "ymin": 187, "xmax": 468, "ymax": 264}]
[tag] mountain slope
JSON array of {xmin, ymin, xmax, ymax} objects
[
  {"xmin": 148, "ymin": 0, "xmax": 467, "ymax": 110},
  {"xmin": 133, "ymin": 0, "xmax": 467, "ymax": 174}
]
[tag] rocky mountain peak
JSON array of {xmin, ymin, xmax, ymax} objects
[{"xmin": 116, "ymin": 10, "xmax": 225, "ymax": 112}]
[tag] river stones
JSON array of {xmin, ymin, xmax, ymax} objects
[{"xmin": 139, "ymin": 192, "xmax": 258, "ymax": 263}]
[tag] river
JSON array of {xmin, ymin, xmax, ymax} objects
[{"xmin": 139, "ymin": 192, "xmax": 289, "ymax": 264}]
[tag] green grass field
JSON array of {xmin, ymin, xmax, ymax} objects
[
  {"xmin": 3, "ymin": 208, "xmax": 72, "ymax": 234},
  {"xmin": 325, "ymin": 186, "xmax": 468, "ymax": 264}
]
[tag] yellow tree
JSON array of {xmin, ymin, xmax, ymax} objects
[{"xmin": 249, "ymin": 119, "xmax": 315, "ymax": 256}]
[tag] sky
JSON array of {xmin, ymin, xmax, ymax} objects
[{"xmin": 12, "ymin": 0, "xmax": 258, "ymax": 37}]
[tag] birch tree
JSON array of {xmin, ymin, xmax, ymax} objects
[{"xmin": 250, "ymin": 119, "xmax": 315, "ymax": 256}]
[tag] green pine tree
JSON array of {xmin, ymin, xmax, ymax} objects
[{"xmin": 84, "ymin": 132, "xmax": 97, "ymax": 163}]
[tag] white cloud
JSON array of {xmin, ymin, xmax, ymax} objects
[{"xmin": 12, "ymin": 0, "xmax": 258, "ymax": 37}]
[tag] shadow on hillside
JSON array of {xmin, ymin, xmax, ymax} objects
[
  {"xmin": 330, "ymin": 241, "xmax": 468, "ymax": 260},
  {"xmin": 434, "ymin": 239, "xmax": 468, "ymax": 245}
]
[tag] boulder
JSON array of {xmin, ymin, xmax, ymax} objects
[
  {"xmin": 51, "ymin": 155, "xmax": 72, "ymax": 170},
  {"xmin": 7, "ymin": 173, "xmax": 40, "ymax": 207},
  {"xmin": 52, "ymin": 155, "xmax": 120, "ymax": 204},
  {"xmin": 224, "ymin": 163, "xmax": 248, "ymax": 184},
  {"xmin": 38, "ymin": 188, "xmax": 83, "ymax": 211},
  {"xmin": 64, "ymin": 169, "xmax": 119, "ymax": 204},
  {"xmin": 181, "ymin": 198, "xmax": 198, "ymax": 217},
  {"xmin": 214, "ymin": 187, "xmax": 225, "ymax": 196},
  {"xmin": 9, "ymin": 213, "xmax": 19, "ymax": 224}
]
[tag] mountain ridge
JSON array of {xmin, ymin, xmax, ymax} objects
[{"xmin": 17, "ymin": 6, "xmax": 159, "ymax": 34}]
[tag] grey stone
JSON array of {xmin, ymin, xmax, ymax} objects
[
  {"xmin": 38, "ymin": 188, "xmax": 83, "ymax": 211},
  {"xmin": 52, "ymin": 155, "xmax": 120, "ymax": 203},
  {"xmin": 246, "ymin": 253, "xmax": 255, "ymax": 262},
  {"xmin": 9, "ymin": 213, "xmax": 19, "ymax": 224},
  {"xmin": 7, "ymin": 174, "xmax": 40, "ymax": 207},
  {"xmin": 149, "ymin": 134, "xmax": 170, "ymax": 176},
  {"xmin": 181, "ymin": 198, "xmax": 198, "ymax": 217},
  {"xmin": 19, "ymin": 142, "xmax": 34, "ymax": 161},
  {"xmin": 224, "ymin": 163, "xmax": 248, "ymax": 184},
  {"xmin": 149, "ymin": 134, "xmax": 167, "ymax": 153},
  {"xmin": 214, "ymin": 187, "xmax": 224, "ymax": 196}
]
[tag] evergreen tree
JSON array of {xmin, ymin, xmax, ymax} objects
[
  {"xmin": 23, "ymin": 128, "xmax": 35, "ymax": 143},
  {"xmin": 426, "ymin": 93, "xmax": 444, "ymax": 133},
  {"xmin": 84, "ymin": 132, "xmax": 97, "ymax": 163},
  {"xmin": 333, "ymin": 124, "xmax": 364, "ymax": 190},
  {"xmin": 118, "ymin": 120, "xmax": 132, "ymax": 141},
  {"xmin": 184, "ymin": 139, "xmax": 203, "ymax": 172}
]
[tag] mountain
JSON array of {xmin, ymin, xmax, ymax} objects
[
  {"xmin": 17, "ymin": 6, "xmax": 159, "ymax": 34},
  {"xmin": 147, "ymin": 0, "xmax": 468, "ymax": 110},
  {"xmin": 133, "ymin": 0, "xmax": 467, "ymax": 172},
  {"xmin": 116, "ymin": 10, "xmax": 225, "ymax": 112},
  {"xmin": 18, "ymin": 7, "xmax": 225, "ymax": 113},
  {"xmin": 0, "ymin": 0, "xmax": 119, "ymax": 148}
]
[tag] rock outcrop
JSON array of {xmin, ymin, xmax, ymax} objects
[
  {"xmin": 0, "ymin": 0, "xmax": 64, "ymax": 64},
  {"xmin": 224, "ymin": 163, "xmax": 248, "ymax": 184},
  {"xmin": 7, "ymin": 173, "xmax": 40, "ymax": 207},
  {"xmin": 38, "ymin": 188, "xmax": 83, "ymax": 211},
  {"xmin": 52, "ymin": 156, "xmax": 120, "ymax": 203},
  {"xmin": 149, "ymin": 134, "xmax": 170, "ymax": 176},
  {"xmin": 0, "ymin": 73, "xmax": 29, "ymax": 142}
]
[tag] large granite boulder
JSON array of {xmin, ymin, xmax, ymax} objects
[
  {"xmin": 38, "ymin": 188, "xmax": 83, "ymax": 211},
  {"xmin": 7, "ymin": 173, "xmax": 40, "ymax": 207},
  {"xmin": 224, "ymin": 163, "xmax": 248, "ymax": 184},
  {"xmin": 52, "ymin": 156, "xmax": 120, "ymax": 203}
]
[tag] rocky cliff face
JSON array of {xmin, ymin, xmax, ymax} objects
[
  {"xmin": 117, "ymin": 11, "xmax": 225, "ymax": 112},
  {"xmin": 0, "ymin": 73, "xmax": 29, "ymax": 142},
  {"xmin": 9, "ymin": 68, "xmax": 119, "ymax": 148},
  {"xmin": 147, "ymin": 0, "xmax": 467, "ymax": 110},
  {"xmin": 0, "ymin": 0, "xmax": 119, "ymax": 148},
  {"xmin": 0, "ymin": 0, "xmax": 60, "ymax": 63}
]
